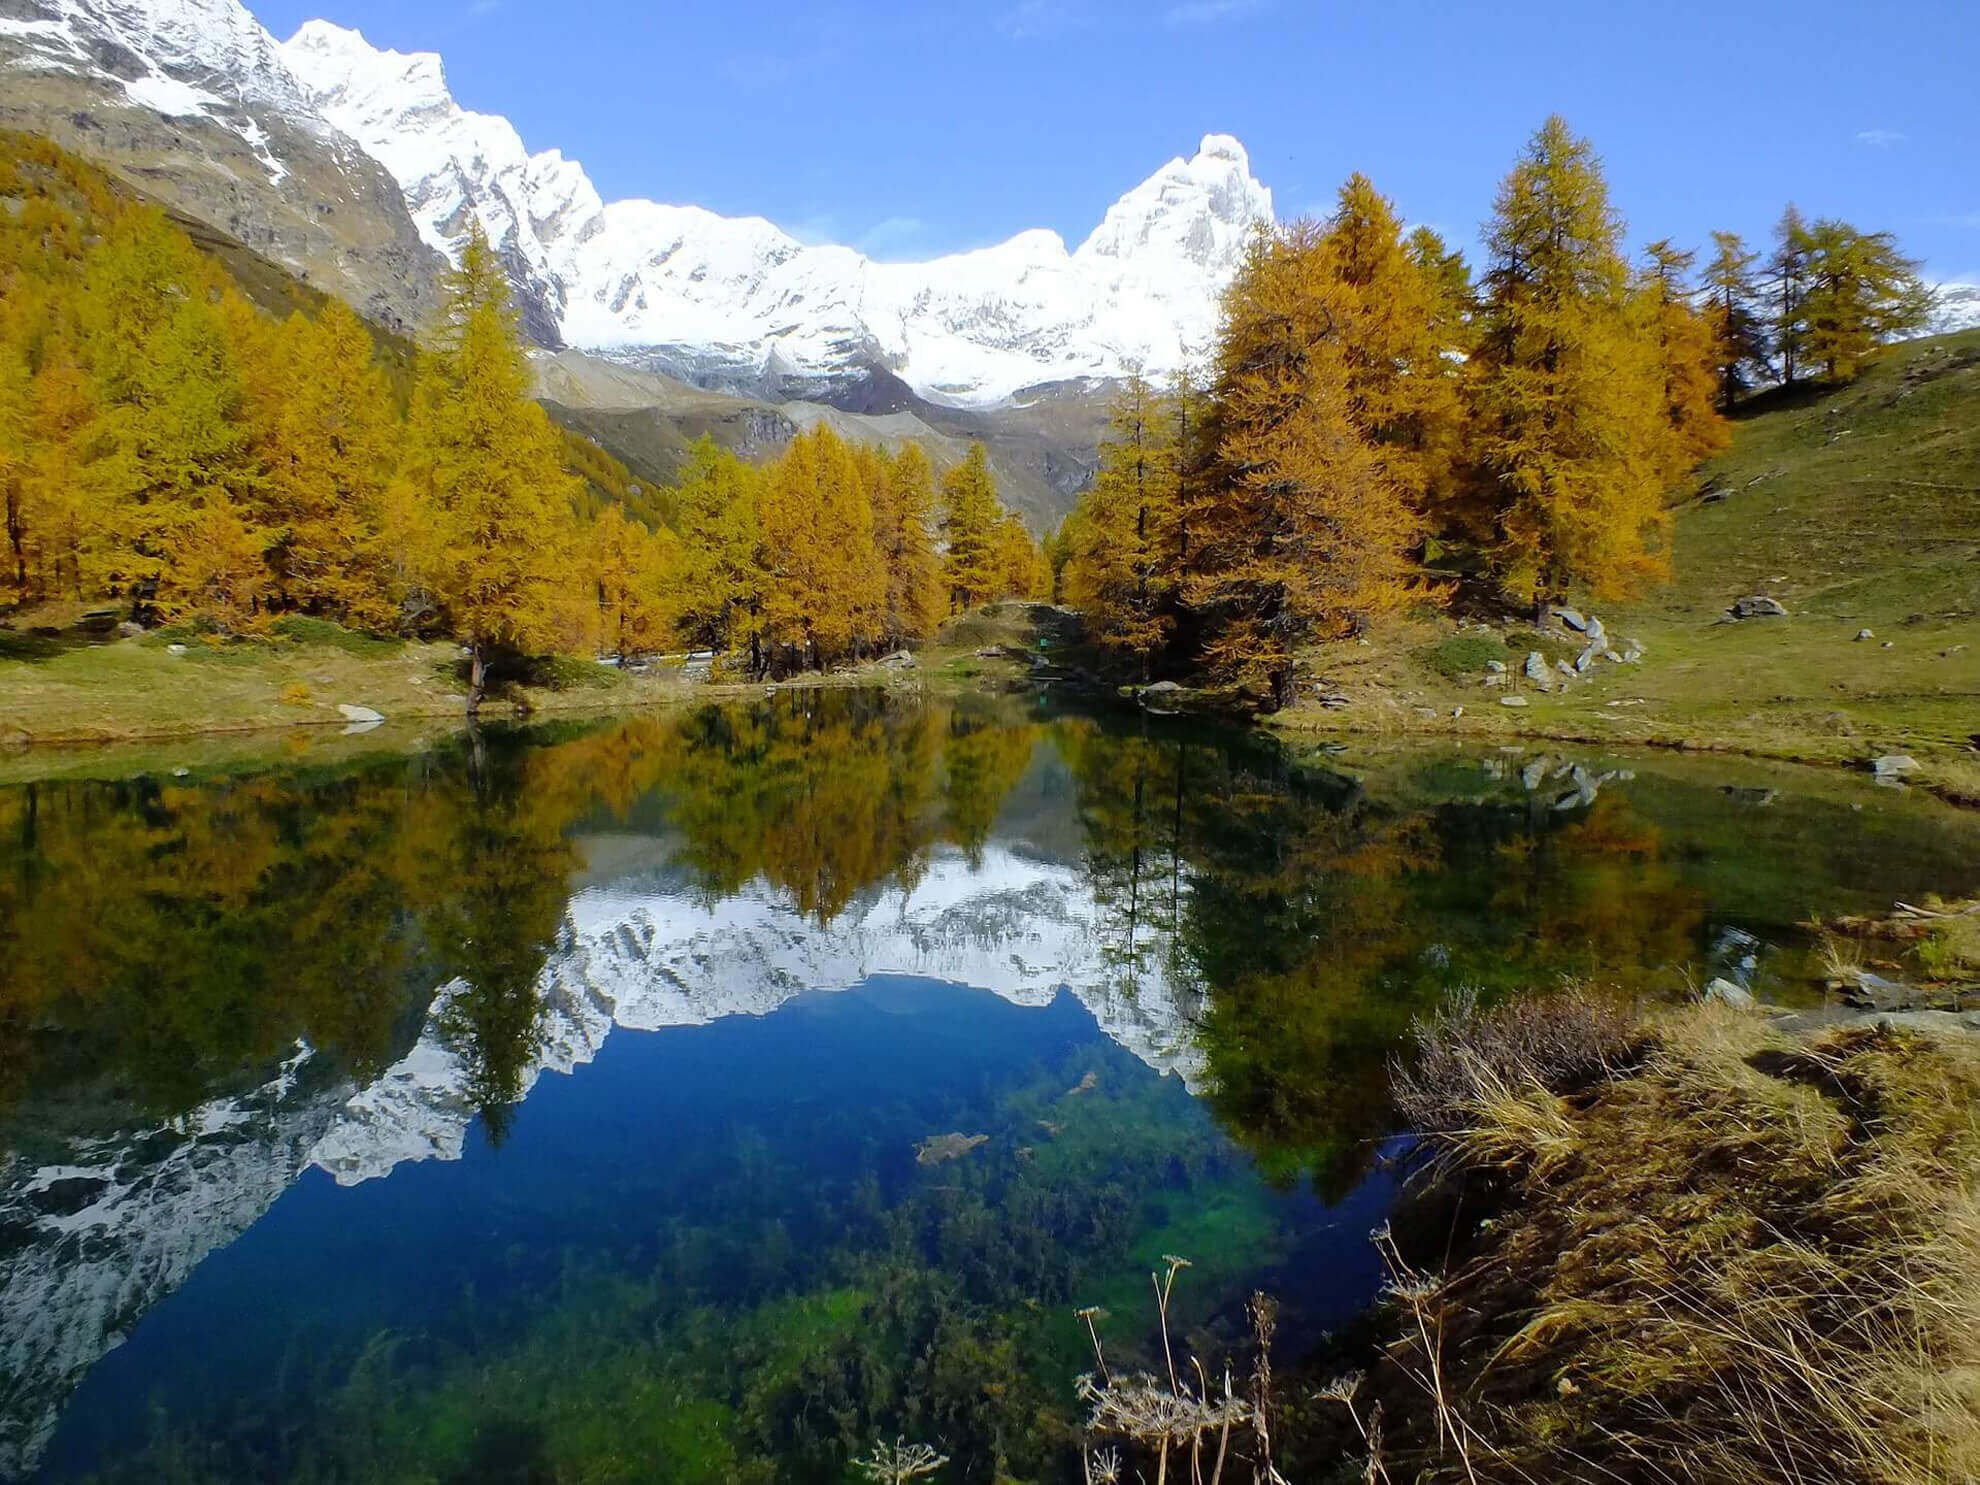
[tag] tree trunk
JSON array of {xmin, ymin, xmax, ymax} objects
[{"xmin": 466, "ymin": 643, "xmax": 487, "ymax": 717}]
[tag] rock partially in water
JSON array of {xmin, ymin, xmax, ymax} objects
[
  {"xmin": 915, "ymin": 1132, "xmax": 989, "ymax": 1166},
  {"xmin": 337, "ymin": 705, "xmax": 385, "ymax": 724}
]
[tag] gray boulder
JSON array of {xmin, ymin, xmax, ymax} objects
[
  {"xmin": 116, "ymin": 620, "xmax": 146, "ymax": 640},
  {"xmin": 1704, "ymin": 977, "xmax": 1756, "ymax": 1010},
  {"xmin": 1871, "ymin": 754, "xmax": 1919, "ymax": 777},
  {"xmin": 1523, "ymin": 651, "xmax": 1554, "ymax": 691},
  {"xmin": 1575, "ymin": 643, "xmax": 1601, "ymax": 673},
  {"xmin": 337, "ymin": 704, "xmax": 385, "ymax": 724},
  {"xmin": 1856, "ymin": 628, "xmax": 1875, "ymax": 642},
  {"xmin": 1551, "ymin": 606, "xmax": 1590, "ymax": 632},
  {"xmin": 1728, "ymin": 595, "xmax": 1789, "ymax": 620},
  {"xmin": 1500, "ymin": 695, "xmax": 1530, "ymax": 708}
]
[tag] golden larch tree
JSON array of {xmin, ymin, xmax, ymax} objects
[
  {"xmin": 1188, "ymin": 224, "xmax": 1423, "ymax": 710},
  {"xmin": 402, "ymin": 223, "xmax": 579, "ymax": 713},
  {"xmin": 1474, "ymin": 115, "xmax": 1670, "ymax": 606},
  {"xmin": 939, "ymin": 442, "xmax": 1002, "ymax": 612}
]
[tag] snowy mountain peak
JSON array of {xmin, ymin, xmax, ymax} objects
[
  {"xmin": 275, "ymin": 18, "xmax": 1275, "ymax": 404},
  {"xmin": 1076, "ymin": 133, "xmax": 1272, "ymax": 273}
]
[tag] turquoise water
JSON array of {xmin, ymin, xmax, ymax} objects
[{"xmin": 2, "ymin": 693, "xmax": 1975, "ymax": 1482}]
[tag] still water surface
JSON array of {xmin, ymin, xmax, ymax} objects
[{"xmin": 2, "ymin": 692, "xmax": 1975, "ymax": 1482}]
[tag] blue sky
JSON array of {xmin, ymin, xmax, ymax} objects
[{"xmin": 254, "ymin": 0, "xmax": 1980, "ymax": 283}]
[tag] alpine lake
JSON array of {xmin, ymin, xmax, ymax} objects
[{"xmin": 2, "ymin": 690, "xmax": 1976, "ymax": 1483}]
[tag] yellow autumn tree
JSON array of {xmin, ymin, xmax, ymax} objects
[
  {"xmin": 1188, "ymin": 222, "xmax": 1423, "ymax": 710},
  {"xmin": 588, "ymin": 504, "xmax": 681, "ymax": 664},
  {"xmin": 868, "ymin": 440, "xmax": 945, "ymax": 646},
  {"xmin": 1474, "ymin": 115, "xmax": 1670, "ymax": 605},
  {"xmin": 672, "ymin": 437, "xmax": 766, "ymax": 671},
  {"xmin": 402, "ymin": 223, "xmax": 579, "ymax": 712},
  {"xmin": 1633, "ymin": 240, "xmax": 1731, "ymax": 480},
  {"xmin": 1061, "ymin": 373, "xmax": 1182, "ymax": 674},
  {"xmin": 759, "ymin": 424, "xmax": 882, "ymax": 669},
  {"xmin": 1320, "ymin": 174, "xmax": 1468, "ymax": 521},
  {"xmin": 940, "ymin": 442, "xmax": 1002, "ymax": 612},
  {"xmin": 264, "ymin": 301, "xmax": 402, "ymax": 629}
]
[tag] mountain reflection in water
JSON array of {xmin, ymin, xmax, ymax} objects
[{"xmin": 3, "ymin": 692, "xmax": 1977, "ymax": 1483}]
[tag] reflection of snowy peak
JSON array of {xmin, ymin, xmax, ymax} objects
[
  {"xmin": 0, "ymin": 1050, "xmax": 330, "ymax": 1480},
  {"xmin": 0, "ymin": 845, "xmax": 1196, "ymax": 1477},
  {"xmin": 315, "ymin": 845, "xmax": 1203, "ymax": 1186},
  {"xmin": 278, "ymin": 21, "xmax": 1272, "ymax": 404}
]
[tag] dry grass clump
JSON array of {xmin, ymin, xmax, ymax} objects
[
  {"xmin": 1391, "ymin": 983, "xmax": 1642, "ymax": 1139},
  {"xmin": 1362, "ymin": 997, "xmax": 1980, "ymax": 1483}
]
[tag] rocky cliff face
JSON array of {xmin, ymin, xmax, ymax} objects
[
  {"xmin": 0, "ymin": 843, "xmax": 1198, "ymax": 1479},
  {"xmin": 0, "ymin": 0, "xmax": 445, "ymax": 333},
  {"xmin": 279, "ymin": 20, "xmax": 1273, "ymax": 406}
]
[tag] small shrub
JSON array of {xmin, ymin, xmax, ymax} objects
[
  {"xmin": 1416, "ymin": 633, "xmax": 1511, "ymax": 679},
  {"xmin": 280, "ymin": 681, "xmax": 313, "ymax": 707}
]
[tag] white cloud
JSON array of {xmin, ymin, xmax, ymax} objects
[
  {"xmin": 1854, "ymin": 128, "xmax": 1905, "ymax": 147},
  {"xmin": 1164, "ymin": 0, "xmax": 1266, "ymax": 26},
  {"xmin": 997, "ymin": 0, "xmax": 1088, "ymax": 39},
  {"xmin": 857, "ymin": 216, "xmax": 932, "ymax": 259}
]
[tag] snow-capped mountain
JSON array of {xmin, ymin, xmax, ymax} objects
[
  {"xmin": 1928, "ymin": 281, "xmax": 1980, "ymax": 337},
  {"xmin": 279, "ymin": 20, "xmax": 1274, "ymax": 406},
  {"xmin": 0, "ymin": 0, "xmax": 444, "ymax": 329},
  {"xmin": 0, "ymin": 844, "xmax": 1198, "ymax": 1478}
]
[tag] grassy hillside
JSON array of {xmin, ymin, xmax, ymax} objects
[{"xmin": 1276, "ymin": 329, "xmax": 1980, "ymax": 781}]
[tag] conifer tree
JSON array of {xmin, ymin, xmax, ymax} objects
[
  {"xmin": 940, "ymin": 443, "xmax": 1002, "ymax": 612},
  {"xmin": 402, "ymin": 224, "xmax": 579, "ymax": 713},
  {"xmin": 1768, "ymin": 204, "xmax": 1813, "ymax": 387},
  {"xmin": 1702, "ymin": 231, "xmax": 1771, "ymax": 409},
  {"xmin": 1188, "ymin": 224, "xmax": 1422, "ymax": 709},
  {"xmin": 1799, "ymin": 220, "xmax": 1932, "ymax": 382},
  {"xmin": 589, "ymin": 504, "xmax": 681, "ymax": 665},
  {"xmin": 265, "ymin": 301, "xmax": 400, "ymax": 628},
  {"xmin": 1406, "ymin": 226, "xmax": 1477, "ymax": 353},
  {"xmin": 1062, "ymin": 373, "xmax": 1181, "ymax": 672},
  {"xmin": 871, "ymin": 440, "xmax": 945, "ymax": 645},
  {"xmin": 759, "ymin": 424, "xmax": 881, "ymax": 668},
  {"xmin": 1322, "ymin": 175, "xmax": 1468, "ymax": 521},
  {"xmin": 1474, "ymin": 115, "xmax": 1669, "ymax": 604},
  {"xmin": 673, "ymin": 437, "xmax": 765, "ymax": 669},
  {"xmin": 1634, "ymin": 240, "xmax": 1731, "ymax": 476},
  {"xmin": 0, "ymin": 343, "xmax": 28, "ymax": 596},
  {"xmin": 22, "ymin": 354, "xmax": 95, "ymax": 600}
]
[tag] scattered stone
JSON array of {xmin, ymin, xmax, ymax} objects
[
  {"xmin": 1484, "ymin": 659, "xmax": 1507, "ymax": 674},
  {"xmin": 1872, "ymin": 754, "xmax": 1920, "ymax": 777},
  {"xmin": 1704, "ymin": 977, "xmax": 1756, "ymax": 1010},
  {"xmin": 409, "ymin": 675, "xmax": 426, "ymax": 686},
  {"xmin": 165, "ymin": 643, "xmax": 187, "ymax": 655},
  {"xmin": 1523, "ymin": 651, "xmax": 1553, "ymax": 690},
  {"xmin": 1500, "ymin": 695, "xmax": 1530, "ymax": 708},
  {"xmin": 1856, "ymin": 628, "xmax": 1875, "ymax": 642},
  {"xmin": 876, "ymin": 649, "xmax": 916, "ymax": 670},
  {"xmin": 915, "ymin": 1133, "xmax": 989, "ymax": 1167},
  {"xmin": 1452, "ymin": 706, "xmax": 1463, "ymax": 719},
  {"xmin": 1521, "ymin": 759, "xmax": 1548, "ymax": 790},
  {"xmin": 1620, "ymin": 639, "xmax": 1645, "ymax": 663},
  {"xmin": 116, "ymin": 620, "xmax": 145, "ymax": 640},
  {"xmin": 336, "ymin": 704, "xmax": 385, "ymax": 724},
  {"xmin": 1575, "ymin": 643, "xmax": 1600, "ymax": 673},
  {"xmin": 1882, "ymin": 641, "xmax": 1895, "ymax": 649},
  {"xmin": 1584, "ymin": 615, "xmax": 1607, "ymax": 645},
  {"xmin": 170, "ymin": 767, "xmax": 190, "ymax": 779},
  {"xmin": 1482, "ymin": 672, "xmax": 1506, "ymax": 687},
  {"xmin": 1552, "ymin": 606, "xmax": 1590, "ymax": 633},
  {"xmin": 1555, "ymin": 659, "xmax": 1576, "ymax": 679},
  {"xmin": 1728, "ymin": 595, "xmax": 1789, "ymax": 620},
  {"xmin": 1143, "ymin": 680, "xmax": 1184, "ymax": 695}
]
